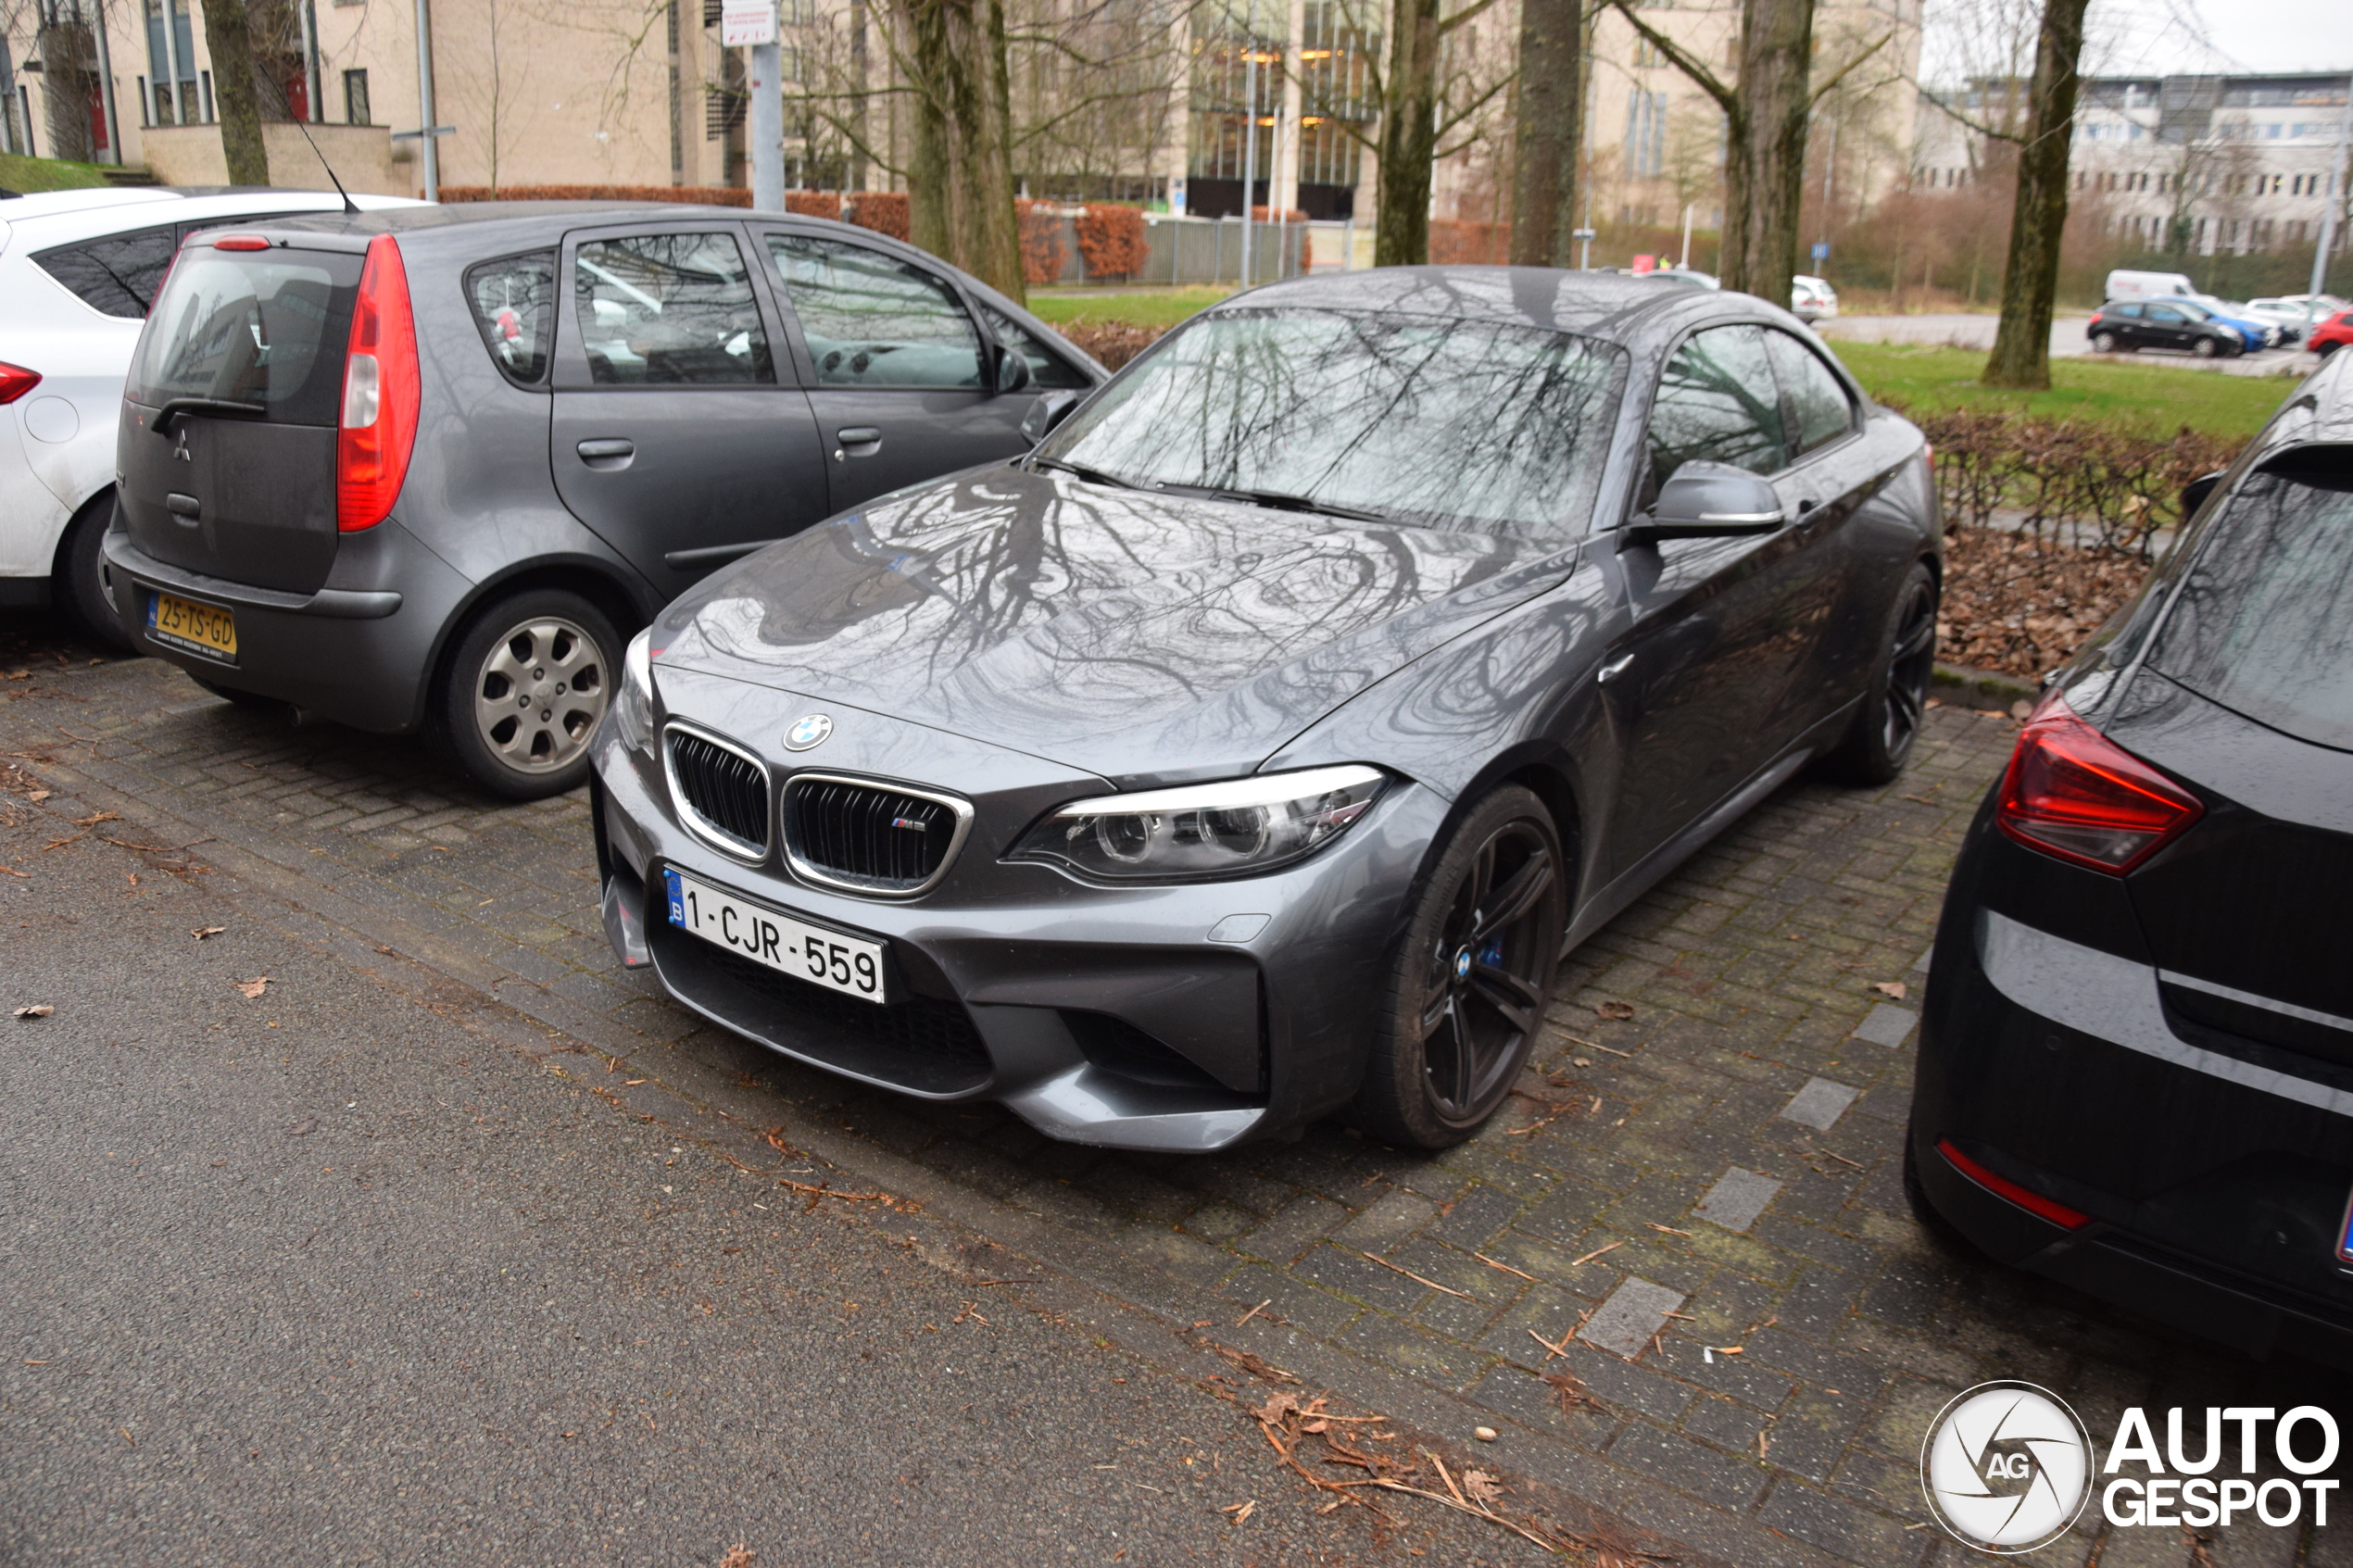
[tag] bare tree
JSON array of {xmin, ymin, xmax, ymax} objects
[
  {"xmin": 896, "ymin": 0, "xmax": 1024, "ymax": 295},
  {"xmin": 1508, "ymin": 0, "xmax": 1581, "ymax": 265},
  {"xmin": 1611, "ymin": 0, "xmax": 1887, "ymax": 302},
  {"xmin": 197, "ymin": 0, "xmax": 272, "ymax": 182},
  {"xmin": 1981, "ymin": 0, "xmax": 2086, "ymax": 388}
]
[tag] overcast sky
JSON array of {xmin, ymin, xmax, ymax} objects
[{"xmin": 1922, "ymin": 0, "xmax": 2353, "ymax": 82}]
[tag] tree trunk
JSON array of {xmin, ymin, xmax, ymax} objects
[
  {"xmin": 899, "ymin": 0, "xmax": 1023, "ymax": 300},
  {"xmin": 1375, "ymin": 0, "xmax": 1441, "ymax": 267},
  {"xmin": 1717, "ymin": 0, "xmax": 1809, "ymax": 304},
  {"xmin": 1982, "ymin": 0, "xmax": 2089, "ymax": 389},
  {"xmin": 197, "ymin": 0, "xmax": 272, "ymax": 186},
  {"xmin": 1508, "ymin": 0, "xmax": 1581, "ymax": 267}
]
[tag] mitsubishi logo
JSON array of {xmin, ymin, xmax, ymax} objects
[{"xmin": 172, "ymin": 427, "xmax": 192, "ymax": 463}]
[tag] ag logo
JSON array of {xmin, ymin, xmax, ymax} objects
[
  {"xmin": 1921, "ymin": 1381, "xmax": 2093, "ymax": 1553},
  {"xmin": 783, "ymin": 713, "xmax": 833, "ymax": 752}
]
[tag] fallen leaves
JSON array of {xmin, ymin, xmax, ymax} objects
[
  {"xmin": 14, "ymin": 1004, "xmax": 54, "ymax": 1020},
  {"xmin": 191, "ymin": 926, "xmax": 226, "ymax": 941},
  {"xmin": 717, "ymin": 1547, "xmax": 754, "ymax": 1568},
  {"xmin": 235, "ymin": 976, "xmax": 271, "ymax": 1000},
  {"xmin": 1871, "ymin": 980, "xmax": 1908, "ymax": 1001},
  {"xmin": 1593, "ymin": 999, "xmax": 1637, "ymax": 1021},
  {"xmin": 1220, "ymin": 1499, "xmax": 1256, "ymax": 1525}
]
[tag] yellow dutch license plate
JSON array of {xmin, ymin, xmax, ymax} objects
[{"xmin": 147, "ymin": 592, "xmax": 238, "ymax": 661}]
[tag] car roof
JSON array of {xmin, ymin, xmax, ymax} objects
[
  {"xmin": 1204, "ymin": 265, "xmax": 1794, "ymax": 349},
  {"xmin": 0, "ymin": 188, "xmax": 422, "ymax": 257}
]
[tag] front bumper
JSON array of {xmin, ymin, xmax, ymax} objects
[
  {"xmin": 1913, "ymin": 822, "xmax": 2353, "ymax": 1369},
  {"xmin": 590, "ymin": 671, "xmax": 1440, "ymax": 1152}
]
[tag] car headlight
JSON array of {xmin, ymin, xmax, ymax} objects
[
  {"xmin": 616, "ymin": 627, "xmax": 657, "ymax": 750},
  {"xmin": 1009, "ymin": 764, "xmax": 1388, "ymax": 882}
]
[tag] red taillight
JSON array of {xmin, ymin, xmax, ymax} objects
[
  {"xmin": 1994, "ymin": 693, "xmax": 2203, "ymax": 874},
  {"xmin": 213, "ymin": 233, "xmax": 271, "ymax": 250},
  {"xmin": 1938, "ymin": 1139, "xmax": 2089, "ymax": 1230},
  {"xmin": 337, "ymin": 233, "xmax": 422, "ymax": 533},
  {"xmin": 0, "ymin": 361, "xmax": 39, "ymax": 404}
]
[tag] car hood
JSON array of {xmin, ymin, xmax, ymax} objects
[{"xmin": 651, "ymin": 465, "xmax": 1581, "ymax": 786}]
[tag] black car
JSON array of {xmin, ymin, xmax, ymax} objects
[
  {"xmin": 590, "ymin": 269, "xmax": 1943, "ymax": 1151},
  {"xmin": 2087, "ymin": 299, "xmax": 2245, "ymax": 358},
  {"xmin": 1910, "ymin": 350, "xmax": 2353, "ymax": 1367},
  {"xmin": 104, "ymin": 203, "xmax": 1102, "ymax": 797}
]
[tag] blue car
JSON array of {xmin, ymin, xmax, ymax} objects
[{"xmin": 2156, "ymin": 296, "xmax": 2272, "ymax": 352}]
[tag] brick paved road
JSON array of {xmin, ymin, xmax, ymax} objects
[{"xmin": 5, "ymin": 619, "xmax": 2346, "ymax": 1568}]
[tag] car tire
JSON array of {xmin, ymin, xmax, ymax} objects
[
  {"xmin": 2321, "ymin": 342, "xmax": 2342, "ymax": 360},
  {"xmin": 438, "ymin": 588, "xmax": 621, "ymax": 800},
  {"xmin": 55, "ymin": 493, "xmax": 132, "ymax": 652},
  {"xmin": 1349, "ymin": 784, "xmax": 1569, "ymax": 1150},
  {"xmin": 1820, "ymin": 560, "xmax": 1939, "ymax": 786},
  {"xmin": 2091, "ymin": 331, "xmax": 2118, "ymax": 353},
  {"xmin": 2192, "ymin": 335, "xmax": 2219, "ymax": 358}
]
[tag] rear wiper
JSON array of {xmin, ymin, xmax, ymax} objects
[
  {"xmin": 1030, "ymin": 455, "xmax": 1139, "ymax": 491},
  {"xmin": 1201, "ymin": 485, "xmax": 1389, "ymax": 523},
  {"xmin": 153, "ymin": 396, "xmax": 266, "ymax": 436}
]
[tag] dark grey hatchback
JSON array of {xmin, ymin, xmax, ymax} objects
[
  {"xmin": 104, "ymin": 203, "xmax": 1100, "ymax": 797},
  {"xmin": 594, "ymin": 269, "xmax": 1942, "ymax": 1151}
]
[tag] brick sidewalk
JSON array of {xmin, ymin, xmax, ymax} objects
[{"xmin": 2, "ymin": 626, "xmax": 2336, "ymax": 1568}]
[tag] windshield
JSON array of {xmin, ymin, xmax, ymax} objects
[
  {"xmin": 1037, "ymin": 307, "xmax": 1627, "ymax": 541},
  {"xmin": 2151, "ymin": 458, "xmax": 2353, "ymax": 751},
  {"xmin": 129, "ymin": 246, "xmax": 361, "ymax": 424}
]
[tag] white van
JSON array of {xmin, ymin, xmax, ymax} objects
[{"xmin": 2104, "ymin": 269, "xmax": 2197, "ymax": 303}]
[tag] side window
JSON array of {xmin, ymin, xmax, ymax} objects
[
  {"xmin": 573, "ymin": 232, "xmax": 772, "ymax": 386},
  {"xmin": 2147, "ymin": 305, "xmax": 2182, "ymax": 323},
  {"xmin": 1644, "ymin": 324, "xmax": 1788, "ymax": 495},
  {"xmin": 979, "ymin": 303, "xmax": 1088, "ymax": 389},
  {"xmin": 2116, "ymin": 303, "xmax": 2144, "ymax": 318},
  {"xmin": 465, "ymin": 250, "xmax": 559, "ymax": 385},
  {"xmin": 1763, "ymin": 331, "xmax": 1856, "ymax": 458},
  {"xmin": 32, "ymin": 223, "xmax": 181, "ymax": 318},
  {"xmin": 766, "ymin": 233, "xmax": 984, "ymax": 389}
]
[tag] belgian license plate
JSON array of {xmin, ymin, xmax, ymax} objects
[
  {"xmin": 147, "ymin": 591, "xmax": 237, "ymax": 661},
  {"xmin": 663, "ymin": 867, "xmax": 887, "ymax": 1004}
]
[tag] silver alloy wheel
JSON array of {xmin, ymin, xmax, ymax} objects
[{"xmin": 471, "ymin": 615, "xmax": 610, "ymax": 775}]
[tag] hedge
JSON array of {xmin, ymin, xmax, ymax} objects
[
  {"xmin": 1075, "ymin": 205, "xmax": 1147, "ymax": 280},
  {"xmin": 437, "ymin": 184, "xmax": 750, "ymax": 207}
]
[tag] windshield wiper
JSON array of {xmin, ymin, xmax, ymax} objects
[
  {"xmin": 152, "ymin": 396, "xmax": 267, "ymax": 435},
  {"xmin": 1196, "ymin": 485, "xmax": 1390, "ymax": 523},
  {"xmin": 1029, "ymin": 455, "xmax": 1139, "ymax": 490}
]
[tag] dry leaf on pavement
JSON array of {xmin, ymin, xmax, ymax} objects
[
  {"xmin": 191, "ymin": 926, "xmax": 226, "ymax": 941},
  {"xmin": 1593, "ymin": 999, "xmax": 1636, "ymax": 1021},
  {"xmin": 1220, "ymin": 1501, "xmax": 1256, "ymax": 1524},
  {"xmin": 718, "ymin": 1548, "xmax": 754, "ymax": 1568},
  {"xmin": 1872, "ymin": 981, "xmax": 1908, "ymax": 1001},
  {"xmin": 14, "ymin": 1004, "xmax": 54, "ymax": 1020},
  {"xmin": 235, "ymin": 977, "xmax": 270, "ymax": 999}
]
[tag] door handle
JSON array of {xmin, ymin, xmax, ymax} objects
[
  {"xmin": 576, "ymin": 438, "xmax": 635, "ymax": 469},
  {"xmin": 166, "ymin": 492, "xmax": 200, "ymax": 523},
  {"xmin": 834, "ymin": 426, "xmax": 884, "ymax": 462},
  {"xmin": 1597, "ymin": 651, "xmax": 1635, "ymax": 684}
]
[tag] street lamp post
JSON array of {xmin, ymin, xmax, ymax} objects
[{"xmin": 1239, "ymin": 0, "xmax": 1260, "ymax": 287}]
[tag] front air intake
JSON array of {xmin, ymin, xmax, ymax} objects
[
  {"xmin": 664, "ymin": 724, "xmax": 771, "ymax": 857},
  {"xmin": 782, "ymin": 772, "xmax": 971, "ymax": 897}
]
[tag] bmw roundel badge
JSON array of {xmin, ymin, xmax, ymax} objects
[{"xmin": 784, "ymin": 713, "xmax": 833, "ymax": 752}]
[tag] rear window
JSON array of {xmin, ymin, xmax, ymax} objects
[
  {"xmin": 2151, "ymin": 456, "xmax": 2353, "ymax": 750},
  {"xmin": 35, "ymin": 222, "xmax": 180, "ymax": 318},
  {"xmin": 129, "ymin": 245, "xmax": 362, "ymax": 425}
]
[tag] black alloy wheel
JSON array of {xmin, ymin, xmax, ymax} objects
[
  {"xmin": 1823, "ymin": 560, "xmax": 1939, "ymax": 785},
  {"xmin": 1353, "ymin": 784, "xmax": 1568, "ymax": 1149}
]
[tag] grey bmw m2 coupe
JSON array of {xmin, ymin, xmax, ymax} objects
[{"xmin": 592, "ymin": 267, "xmax": 1940, "ymax": 1152}]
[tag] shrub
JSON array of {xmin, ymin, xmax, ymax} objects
[
  {"xmin": 436, "ymin": 184, "xmax": 750, "ymax": 207},
  {"xmin": 1051, "ymin": 320, "xmax": 1164, "ymax": 370},
  {"xmin": 786, "ymin": 191, "xmax": 845, "ymax": 220},
  {"xmin": 847, "ymin": 191, "xmax": 911, "ymax": 242},
  {"xmin": 1428, "ymin": 220, "xmax": 1508, "ymax": 265},
  {"xmin": 1248, "ymin": 206, "xmax": 1308, "ymax": 223},
  {"xmin": 1016, "ymin": 199, "xmax": 1067, "ymax": 284},
  {"xmin": 1075, "ymin": 205, "xmax": 1147, "ymax": 280}
]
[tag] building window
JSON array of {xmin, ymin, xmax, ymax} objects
[
  {"xmin": 344, "ymin": 68, "xmax": 370, "ymax": 125},
  {"xmin": 136, "ymin": 74, "xmax": 150, "ymax": 126},
  {"xmin": 1624, "ymin": 89, "xmax": 1666, "ymax": 181},
  {"xmin": 200, "ymin": 69, "xmax": 213, "ymax": 121}
]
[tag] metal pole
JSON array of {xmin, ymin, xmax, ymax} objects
[
  {"xmin": 1679, "ymin": 204, "xmax": 1692, "ymax": 269},
  {"xmin": 749, "ymin": 6, "xmax": 782, "ymax": 211},
  {"xmin": 413, "ymin": 0, "xmax": 438, "ymax": 199},
  {"xmin": 2309, "ymin": 72, "xmax": 2353, "ymax": 324},
  {"xmin": 90, "ymin": 0, "xmax": 121, "ymax": 164},
  {"xmin": 300, "ymin": 0, "xmax": 321, "ymax": 121},
  {"xmin": 1239, "ymin": 0, "xmax": 1260, "ymax": 284}
]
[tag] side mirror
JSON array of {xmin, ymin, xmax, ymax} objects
[
  {"xmin": 991, "ymin": 343, "xmax": 1034, "ymax": 395},
  {"xmin": 1622, "ymin": 460, "xmax": 1786, "ymax": 547},
  {"xmin": 1021, "ymin": 389, "xmax": 1082, "ymax": 445},
  {"xmin": 2181, "ymin": 470, "xmax": 2224, "ymax": 521}
]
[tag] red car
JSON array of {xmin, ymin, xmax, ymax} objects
[{"xmin": 2311, "ymin": 309, "xmax": 2353, "ymax": 358}]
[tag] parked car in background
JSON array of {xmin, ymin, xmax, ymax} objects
[
  {"xmin": 2086, "ymin": 299, "xmax": 2246, "ymax": 358},
  {"xmin": 0, "ymin": 186, "xmax": 422, "ymax": 642},
  {"xmin": 1792, "ymin": 274, "xmax": 1839, "ymax": 322},
  {"xmin": 1909, "ymin": 350, "xmax": 2353, "ymax": 1370},
  {"xmin": 107, "ymin": 203, "xmax": 1102, "ymax": 798},
  {"xmin": 592, "ymin": 268, "xmax": 1940, "ymax": 1153},
  {"xmin": 2308, "ymin": 310, "xmax": 2352, "ymax": 359},
  {"xmin": 2176, "ymin": 296, "xmax": 2282, "ymax": 351},
  {"xmin": 2231, "ymin": 297, "xmax": 2309, "ymax": 344},
  {"xmin": 2103, "ymin": 268, "xmax": 2199, "ymax": 303}
]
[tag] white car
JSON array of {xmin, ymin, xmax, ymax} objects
[
  {"xmin": 1, "ymin": 187, "xmax": 422, "ymax": 644},
  {"xmin": 1792, "ymin": 274, "xmax": 1839, "ymax": 322}
]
